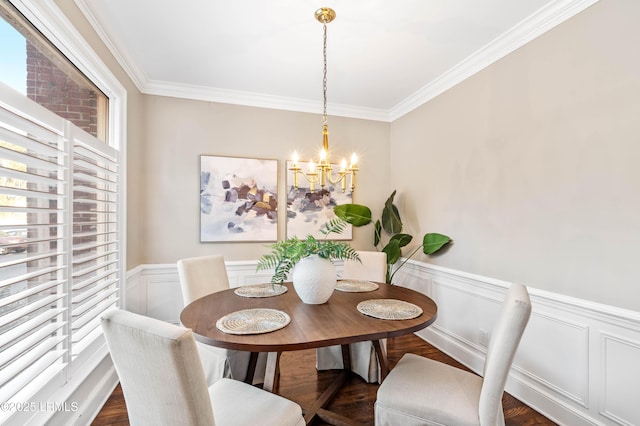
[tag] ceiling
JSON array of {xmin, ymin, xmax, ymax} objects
[{"xmin": 75, "ymin": 0, "xmax": 593, "ymax": 122}]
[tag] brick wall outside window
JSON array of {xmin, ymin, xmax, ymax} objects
[{"xmin": 26, "ymin": 42, "xmax": 98, "ymax": 137}]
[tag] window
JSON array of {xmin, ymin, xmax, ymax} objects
[
  {"xmin": 0, "ymin": 2, "xmax": 109, "ymax": 142},
  {"xmin": 0, "ymin": 1, "xmax": 124, "ymax": 422}
]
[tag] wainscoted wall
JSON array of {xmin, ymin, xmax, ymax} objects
[
  {"xmin": 125, "ymin": 261, "xmax": 276, "ymax": 323},
  {"xmin": 395, "ymin": 261, "xmax": 640, "ymax": 426},
  {"xmin": 125, "ymin": 260, "xmax": 640, "ymax": 426}
]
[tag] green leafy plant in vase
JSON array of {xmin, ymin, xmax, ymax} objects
[
  {"xmin": 257, "ymin": 217, "xmax": 362, "ymax": 303},
  {"xmin": 257, "ymin": 217, "xmax": 361, "ymax": 283},
  {"xmin": 334, "ymin": 190, "xmax": 452, "ymax": 284}
]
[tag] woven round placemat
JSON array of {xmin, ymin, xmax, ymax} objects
[
  {"xmin": 234, "ymin": 283, "xmax": 288, "ymax": 298},
  {"xmin": 335, "ymin": 280, "xmax": 379, "ymax": 292},
  {"xmin": 357, "ymin": 299, "xmax": 422, "ymax": 320},
  {"xmin": 216, "ymin": 308, "xmax": 291, "ymax": 335}
]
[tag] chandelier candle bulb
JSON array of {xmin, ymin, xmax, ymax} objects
[
  {"xmin": 290, "ymin": 151, "xmax": 301, "ymax": 189},
  {"xmin": 309, "ymin": 161, "xmax": 318, "ymax": 192}
]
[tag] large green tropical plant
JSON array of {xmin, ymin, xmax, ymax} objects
[
  {"xmin": 257, "ymin": 217, "xmax": 361, "ymax": 284},
  {"xmin": 335, "ymin": 190, "xmax": 451, "ymax": 283}
]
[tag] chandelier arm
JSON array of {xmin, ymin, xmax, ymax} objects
[
  {"xmin": 294, "ymin": 170, "xmax": 321, "ymax": 184},
  {"xmin": 326, "ymin": 170, "xmax": 346, "ymax": 185},
  {"xmin": 294, "ymin": 169, "xmax": 321, "ymax": 192}
]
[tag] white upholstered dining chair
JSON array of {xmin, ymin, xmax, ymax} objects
[
  {"xmin": 177, "ymin": 254, "xmax": 266, "ymax": 385},
  {"xmin": 316, "ymin": 250, "xmax": 388, "ymax": 383},
  {"xmin": 375, "ymin": 282, "xmax": 532, "ymax": 426},
  {"xmin": 101, "ymin": 309, "xmax": 305, "ymax": 426}
]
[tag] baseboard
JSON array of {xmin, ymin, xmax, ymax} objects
[{"xmin": 45, "ymin": 358, "xmax": 119, "ymax": 426}]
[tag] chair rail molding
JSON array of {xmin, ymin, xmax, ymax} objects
[{"xmin": 126, "ymin": 259, "xmax": 639, "ymax": 426}]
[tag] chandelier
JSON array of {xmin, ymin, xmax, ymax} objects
[{"xmin": 289, "ymin": 7, "xmax": 358, "ymax": 193}]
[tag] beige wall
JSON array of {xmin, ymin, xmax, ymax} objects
[
  {"xmin": 58, "ymin": 0, "xmax": 639, "ymax": 310},
  {"xmin": 390, "ymin": 0, "xmax": 640, "ymax": 311},
  {"xmin": 141, "ymin": 96, "xmax": 391, "ymax": 264},
  {"xmin": 54, "ymin": 0, "xmax": 146, "ymax": 269}
]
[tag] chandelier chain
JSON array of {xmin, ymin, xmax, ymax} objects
[{"xmin": 322, "ymin": 22, "xmax": 328, "ymax": 126}]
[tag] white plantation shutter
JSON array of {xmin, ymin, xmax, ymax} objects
[
  {"xmin": 0, "ymin": 93, "xmax": 69, "ymax": 407},
  {"xmin": 70, "ymin": 130, "xmax": 119, "ymax": 356},
  {"xmin": 0, "ymin": 83, "xmax": 122, "ymax": 418}
]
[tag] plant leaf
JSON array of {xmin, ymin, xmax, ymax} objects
[
  {"xmin": 390, "ymin": 233, "xmax": 412, "ymax": 248},
  {"xmin": 374, "ymin": 220, "xmax": 382, "ymax": 246},
  {"xmin": 381, "ymin": 190, "xmax": 402, "ymax": 234},
  {"xmin": 334, "ymin": 204, "xmax": 372, "ymax": 227},
  {"xmin": 382, "ymin": 239, "xmax": 401, "ymax": 265},
  {"xmin": 422, "ymin": 233, "xmax": 451, "ymax": 254}
]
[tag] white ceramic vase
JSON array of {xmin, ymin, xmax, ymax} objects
[{"xmin": 291, "ymin": 254, "xmax": 337, "ymax": 304}]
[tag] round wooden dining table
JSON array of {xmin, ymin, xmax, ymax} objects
[{"xmin": 180, "ymin": 281, "xmax": 437, "ymax": 425}]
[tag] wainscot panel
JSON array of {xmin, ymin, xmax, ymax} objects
[{"xmin": 125, "ymin": 261, "xmax": 292, "ymax": 324}]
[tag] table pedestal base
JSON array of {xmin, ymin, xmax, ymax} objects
[
  {"xmin": 305, "ymin": 371, "xmax": 355, "ymax": 425},
  {"xmin": 247, "ymin": 342, "xmax": 386, "ymax": 425}
]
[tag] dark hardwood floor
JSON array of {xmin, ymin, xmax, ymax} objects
[{"xmin": 92, "ymin": 334, "xmax": 556, "ymax": 425}]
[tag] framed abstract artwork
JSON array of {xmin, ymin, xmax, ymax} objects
[
  {"xmin": 200, "ymin": 155, "xmax": 278, "ymax": 242},
  {"xmin": 286, "ymin": 160, "xmax": 353, "ymax": 240}
]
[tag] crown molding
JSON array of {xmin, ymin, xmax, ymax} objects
[
  {"xmin": 389, "ymin": 0, "xmax": 600, "ymax": 121},
  {"xmin": 142, "ymin": 79, "xmax": 391, "ymax": 121},
  {"xmin": 74, "ymin": 0, "xmax": 150, "ymax": 92},
  {"xmin": 74, "ymin": 0, "xmax": 388, "ymax": 122},
  {"xmin": 75, "ymin": 0, "xmax": 598, "ymax": 123}
]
